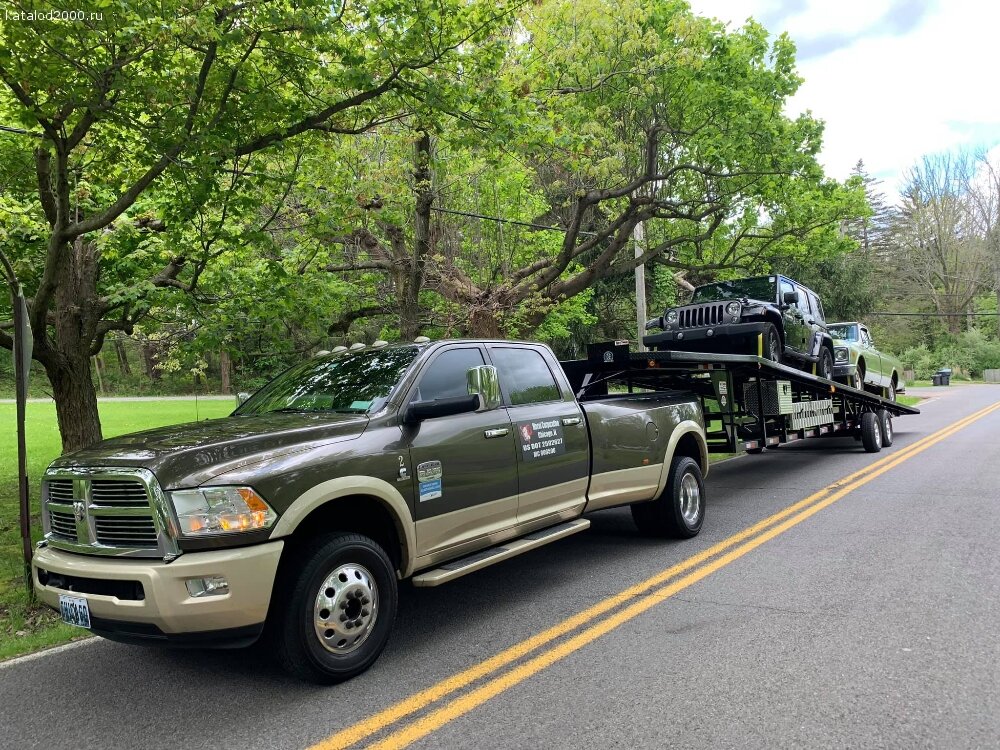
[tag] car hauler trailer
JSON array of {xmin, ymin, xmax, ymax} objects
[{"xmin": 561, "ymin": 341, "xmax": 919, "ymax": 456}]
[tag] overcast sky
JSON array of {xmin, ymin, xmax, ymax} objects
[{"xmin": 687, "ymin": 0, "xmax": 1000, "ymax": 198}]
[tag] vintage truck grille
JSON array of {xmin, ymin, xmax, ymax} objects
[
  {"xmin": 42, "ymin": 471, "xmax": 173, "ymax": 558},
  {"xmin": 677, "ymin": 303, "xmax": 726, "ymax": 329}
]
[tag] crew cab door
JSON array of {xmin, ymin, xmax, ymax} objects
[
  {"xmin": 486, "ymin": 345, "xmax": 589, "ymax": 525},
  {"xmin": 403, "ymin": 345, "xmax": 519, "ymax": 558}
]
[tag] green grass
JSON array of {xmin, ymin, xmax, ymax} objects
[
  {"xmin": 897, "ymin": 395, "xmax": 921, "ymax": 407},
  {"xmin": 0, "ymin": 398, "xmax": 234, "ymax": 661}
]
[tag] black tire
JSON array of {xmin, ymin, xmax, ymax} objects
[
  {"xmin": 272, "ymin": 532, "xmax": 397, "ymax": 684},
  {"xmin": 878, "ymin": 408, "xmax": 894, "ymax": 447},
  {"xmin": 631, "ymin": 456, "xmax": 705, "ymax": 539},
  {"xmin": 853, "ymin": 360, "xmax": 866, "ymax": 390},
  {"xmin": 818, "ymin": 347, "xmax": 834, "ymax": 381},
  {"xmin": 763, "ymin": 324, "xmax": 782, "ymax": 364},
  {"xmin": 746, "ymin": 446, "xmax": 765, "ymax": 454},
  {"xmin": 860, "ymin": 412, "xmax": 883, "ymax": 453},
  {"xmin": 886, "ymin": 379, "xmax": 897, "ymax": 402}
]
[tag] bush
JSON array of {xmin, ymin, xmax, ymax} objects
[{"xmin": 901, "ymin": 331, "xmax": 1000, "ymax": 379}]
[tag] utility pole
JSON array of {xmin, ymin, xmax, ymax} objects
[
  {"xmin": 0, "ymin": 249, "xmax": 34, "ymax": 595},
  {"xmin": 634, "ymin": 220, "xmax": 647, "ymax": 352}
]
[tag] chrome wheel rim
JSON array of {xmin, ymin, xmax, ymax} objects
[
  {"xmin": 679, "ymin": 472, "xmax": 701, "ymax": 526},
  {"xmin": 313, "ymin": 563, "xmax": 378, "ymax": 655},
  {"xmin": 768, "ymin": 337, "xmax": 780, "ymax": 362},
  {"xmin": 884, "ymin": 415, "xmax": 892, "ymax": 442}
]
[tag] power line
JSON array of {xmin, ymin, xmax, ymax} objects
[{"xmin": 867, "ymin": 312, "xmax": 999, "ymax": 316}]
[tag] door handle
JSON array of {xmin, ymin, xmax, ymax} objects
[
  {"xmin": 484, "ymin": 428, "xmax": 509, "ymax": 439},
  {"xmin": 562, "ymin": 417, "xmax": 582, "ymax": 426}
]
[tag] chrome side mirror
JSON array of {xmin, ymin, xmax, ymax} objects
[{"xmin": 467, "ymin": 365, "xmax": 501, "ymax": 411}]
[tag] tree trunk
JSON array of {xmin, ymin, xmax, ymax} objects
[
  {"xmin": 141, "ymin": 342, "xmax": 162, "ymax": 380},
  {"xmin": 400, "ymin": 130, "xmax": 433, "ymax": 340},
  {"xmin": 114, "ymin": 338, "xmax": 132, "ymax": 375},
  {"xmin": 220, "ymin": 348, "xmax": 232, "ymax": 394},
  {"xmin": 45, "ymin": 354, "xmax": 104, "ymax": 454}
]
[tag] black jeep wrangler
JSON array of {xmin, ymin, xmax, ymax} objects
[{"xmin": 643, "ymin": 275, "xmax": 836, "ymax": 380}]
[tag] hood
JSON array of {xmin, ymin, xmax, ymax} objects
[{"xmin": 49, "ymin": 412, "xmax": 369, "ymax": 488}]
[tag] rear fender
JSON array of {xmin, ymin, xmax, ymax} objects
[{"xmin": 652, "ymin": 420, "xmax": 709, "ymax": 500}]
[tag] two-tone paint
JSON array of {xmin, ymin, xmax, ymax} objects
[{"xmin": 32, "ymin": 340, "xmax": 708, "ymax": 644}]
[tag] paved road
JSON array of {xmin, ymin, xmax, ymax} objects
[{"xmin": 3, "ymin": 385, "xmax": 999, "ymax": 750}]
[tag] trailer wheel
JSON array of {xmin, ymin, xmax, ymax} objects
[
  {"xmin": 860, "ymin": 412, "xmax": 883, "ymax": 453},
  {"xmin": 878, "ymin": 409, "xmax": 894, "ymax": 447},
  {"xmin": 631, "ymin": 456, "xmax": 705, "ymax": 539},
  {"xmin": 273, "ymin": 532, "xmax": 397, "ymax": 684}
]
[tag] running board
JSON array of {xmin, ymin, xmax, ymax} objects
[{"xmin": 412, "ymin": 519, "xmax": 591, "ymax": 587}]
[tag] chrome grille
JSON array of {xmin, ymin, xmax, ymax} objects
[
  {"xmin": 678, "ymin": 303, "xmax": 725, "ymax": 329},
  {"xmin": 47, "ymin": 479, "xmax": 75, "ymax": 502},
  {"xmin": 95, "ymin": 516, "xmax": 158, "ymax": 546},
  {"xmin": 48, "ymin": 509, "xmax": 76, "ymax": 538},
  {"xmin": 42, "ymin": 471, "xmax": 173, "ymax": 558},
  {"xmin": 91, "ymin": 479, "xmax": 148, "ymax": 506}
]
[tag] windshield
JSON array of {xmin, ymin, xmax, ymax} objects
[
  {"xmin": 828, "ymin": 324, "xmax": 859, "ymax": 341},
  {"xmin": 691, "ymin": 277, "xmax": 776, "ymax": 303},
  {"xmin": 235, "ymin": 347, "xmax": 420, "ymax": 416}
]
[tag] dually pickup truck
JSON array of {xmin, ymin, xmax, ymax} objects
[{"xmin": 32, "ymin": 339, "xmax": 709, "ymax": 683}]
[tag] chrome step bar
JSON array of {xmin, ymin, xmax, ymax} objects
[{"xmin": 412, "ymin": 518, "xmax": 591, "ymax": 587}]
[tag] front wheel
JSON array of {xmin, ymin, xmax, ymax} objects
[
  {"xmin": 762, "ymin": 324, "xmax": 782, "ymax": 364},
  {"xmin": 818, "ymin": 347, "xmax": 834, "ymax": 381},
  {"xmin": 631, "ymin": 456, "xmax": 705, "ymax": 539},
  {"xmin": 273, "ymin": 532, "xmax": 398, "ymax": 684}
]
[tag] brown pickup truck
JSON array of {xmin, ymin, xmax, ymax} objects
[{"xmin": 32, "ymin": 339, "xmax": 708, "ymax": 683}]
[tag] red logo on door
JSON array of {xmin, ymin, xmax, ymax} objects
[{"xmin": 520, "ymin": 423, "xmax": 533, "ymax": 442}]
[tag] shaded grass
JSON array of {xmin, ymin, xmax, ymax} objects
[{"xmin": 0, "ymin": 398, "xmax": 234, "ymax": 661}]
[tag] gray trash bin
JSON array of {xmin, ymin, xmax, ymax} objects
[
  {"xmin": 932, "ymin": 374, "xmax": 942, "ymax": 386},
  {"xmin": 938, "ymin": 368, "xmax": 952, "ymax": 386}
]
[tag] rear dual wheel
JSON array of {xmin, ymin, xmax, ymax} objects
[{"xmin": 632, "ymin": 456, "xmax": 705, "ymax": 538}]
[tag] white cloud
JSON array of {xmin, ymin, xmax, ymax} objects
[{"xmin": 687, "ymin": 0, "xmax": 1000, "ymax": 197}]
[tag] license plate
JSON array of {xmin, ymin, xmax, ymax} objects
[{"xmin": 59, "ymin": 594, "xmax": 91, "ymax": 629}]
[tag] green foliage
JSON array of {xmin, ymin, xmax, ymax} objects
[{"xmin": 900, "ymin": 330, "xmax": 1000, "ymax": 378}]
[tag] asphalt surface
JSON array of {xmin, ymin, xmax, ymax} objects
[{"xmin": 2, "ymin": 384, "xmax": 998, "ymax": 750}]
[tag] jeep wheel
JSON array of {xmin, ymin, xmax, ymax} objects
[
  {"xmin": 763, "ymin": 324, "xmax": 782, "ymax": 364},
  {"xmin": 273, "ymin": 532, "xmax": 397, "ymax": 684},
  {"xmin": 860, "ymin": 412, "xmax": 883, "ymax": 453},
  {"xmin": 818, "ymin": 347, "xmax": 834, "ymax": 381},
  {"xmin": 631, "ymin": 456, "xmax": 705, "ymax": 539}
]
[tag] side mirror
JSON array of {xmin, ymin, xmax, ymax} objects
[
  {"xmin": 236, "ymin": 391, "xmax": 252, "ymax": 405},
  {"xmin": 782, "ymin": 291, "xmax": 799, "ymax": 305},
  {"xmin": 467, "ymin": 365, "xmax": 501, "ymax": 412},
  {"xmin": 404, "ymin": 394, "xmax": 480, "ymax": 425}
]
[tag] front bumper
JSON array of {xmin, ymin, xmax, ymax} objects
[
  {"xmin": 643, "ymin": 321, "xmax": 770, "ymax": 353},
  {"xmin": 833, "ymin": 363, "xmax": 857, "ymax": 378},
  {"xmin": 33, "ymin": 541, "xmax": 283, "ymax": 647}
]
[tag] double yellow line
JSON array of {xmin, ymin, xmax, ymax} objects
[{"xmin": 313, "ymin": 400, "xmax": 1000, "ymax": 750}]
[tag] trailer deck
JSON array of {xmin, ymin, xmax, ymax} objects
[{"xmin": 561, "ymin": 342, "xmax": 919, "ymax": 455}]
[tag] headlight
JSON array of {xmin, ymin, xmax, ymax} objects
[
  {"xmin": 168, "ymin": 486, "xmax": 277, "ymax": 537},
  {"xmin": 834, "ymin": 347, "xmax": 848, "ymax": 362},
  {"xmin": 725, "ymin": 301, "xmax": 741, "ymax": 316},
  {"xmin": 665, "ymin": 310, "xmax": 678, "ymax": 324}
]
